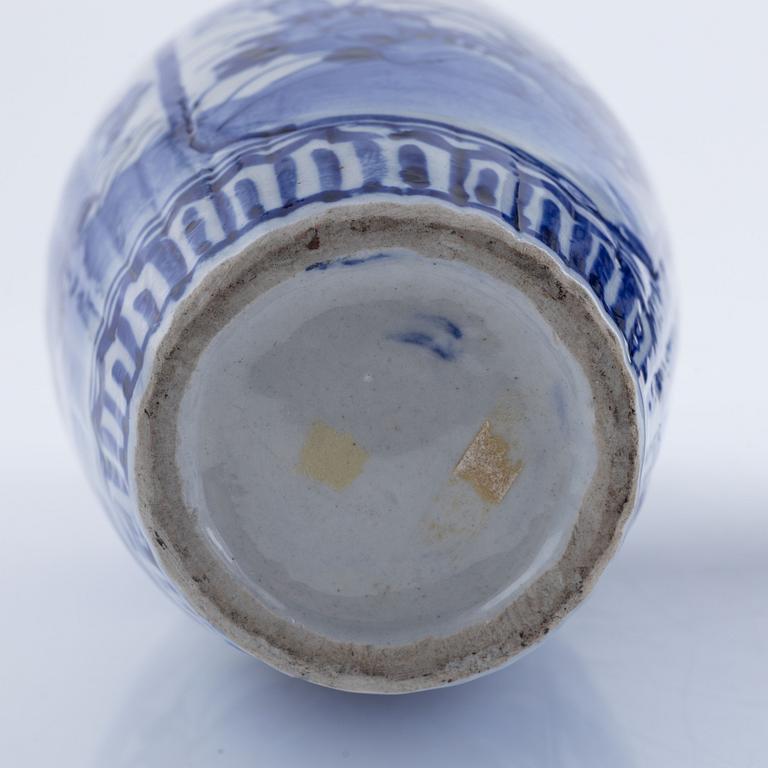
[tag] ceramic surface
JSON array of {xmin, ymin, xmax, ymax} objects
[{"xmin": 48, "ymin": 0, "xmax": 675, "ymax": 689}]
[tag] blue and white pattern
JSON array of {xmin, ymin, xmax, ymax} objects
[{"xmin": 48, "ymin": 0, "xmax": 674, "ymax": 604}]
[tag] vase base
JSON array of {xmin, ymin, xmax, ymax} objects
[{"xmin": 136, "ymin": 200, "xmax": 640, "ymax": 692}]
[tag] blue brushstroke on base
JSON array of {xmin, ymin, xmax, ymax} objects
[
  {"xmin": 388, "ymin": 331, "xmax": 457, "ymax": 361},
  {"xmin": 306, "ymin": 251, "xmax": 392, "ymax": 272}
]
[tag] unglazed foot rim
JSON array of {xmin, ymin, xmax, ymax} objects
[{"xmin": 135, "ymin": 200, "xmax": 641, "ymax": 693}]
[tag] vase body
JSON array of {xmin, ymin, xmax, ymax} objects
[{"xmin": 48, "ymin": 0, "xmax": 675, "ymax": 692}]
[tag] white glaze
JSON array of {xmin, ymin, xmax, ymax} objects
[{"xmin": 177, "ymin": 248, "xmax": 597, "ymax": 644}]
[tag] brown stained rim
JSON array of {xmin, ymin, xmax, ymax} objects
[{"xmin": 134, "ymin": 200, "xmax": 642, "ymax": 693}]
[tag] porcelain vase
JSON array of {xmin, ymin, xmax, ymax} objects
[{"xmin": 48, "ymin": 0, "xmax": 675, "ymax": 692}]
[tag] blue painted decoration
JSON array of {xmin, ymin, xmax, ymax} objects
[{"xmin": 48, "ymin": 0, "xmax": 675, "ymax": 612}]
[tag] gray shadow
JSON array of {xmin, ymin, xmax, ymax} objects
[{"xmin": 93, "ymin": 624, "xmax": 633, "ymax": 768}]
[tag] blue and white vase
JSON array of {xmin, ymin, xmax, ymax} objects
[{"xmin": 48, "ymin": 0, "xmax": 675, "ymax": 692}]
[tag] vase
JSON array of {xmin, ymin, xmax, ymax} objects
[{"xmin": 48, "ymin": 0, "xmax": 675, "ymax": 692}]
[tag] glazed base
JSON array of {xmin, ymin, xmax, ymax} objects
[
  {"xmin": 135, "ymin": 201, "xmax": 640, "ymax": 692},
  {"xmin": 176, "ymin": 246, "xmax": 599, "ymax": 646}
]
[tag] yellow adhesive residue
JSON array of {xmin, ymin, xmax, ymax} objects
[
  {"xmin": 454, "ymin": 420, "xmax": 522, "ymax": 504},
  {"xmin": 297, "ymin": 421, "xmax": 368, "ymax": 491}
]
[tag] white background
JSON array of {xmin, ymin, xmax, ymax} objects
[{"xmin": 1, "ymin": 1, "xmax": 766, "ymax": 766}]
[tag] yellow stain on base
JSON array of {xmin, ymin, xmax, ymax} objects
[
  {"xmin": 454, "ymin": 420, "xmax": 522, "ymax": 504},
  {"xmin": 297, "ymin": 421, "xmax": 368, "ymax": 491}
]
